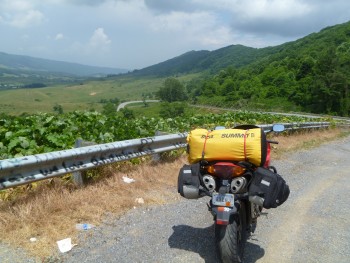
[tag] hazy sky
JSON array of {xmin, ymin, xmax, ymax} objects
[{"xmin": 0, "ymin": 0, "xmax": 349, "ymax": 70}]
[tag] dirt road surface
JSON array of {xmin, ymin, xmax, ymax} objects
[
  {"xmin": 58, "ymin": 135, "xmax": 350, "ymax": 263},
  {"xmin": 2, "ymin": 136, "xmax": 349, "ymax": 262}
]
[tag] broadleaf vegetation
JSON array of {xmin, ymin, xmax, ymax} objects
[
  {"xmin": 0, "ymin": 111, "xmax": 329, "ymax": 159},
  {"xmin": 136, "ymin": 21, "xmax": 350, "ymax": 116}
]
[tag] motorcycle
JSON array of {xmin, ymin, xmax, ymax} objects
[{"xmin": 178, "ymin": 124, "xmax": 289, "ymax": 263}]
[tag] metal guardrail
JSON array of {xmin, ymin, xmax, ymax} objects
[
  {"xmin": 0, "ymin": 133, "xmax": 187, "ymax": 190},
  {"xmin": 0, "ymin": 122, "xmax": 332, "ymax": 190},
  {"xmin": 259, "ymin": 122, "xmax": 331, "ymax": 132}
]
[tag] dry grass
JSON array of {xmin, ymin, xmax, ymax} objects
[
  {"xmin": 0, "ymin": 158, "xmax": 186, "ymax": 260},
  {"xmin": 0, "ymin": 128, "xmax": 348, "ymax": 260}
]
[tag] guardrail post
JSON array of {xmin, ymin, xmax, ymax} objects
[
  {"xmin": 0, "ymin": 123, "xmax": 335, "ymax": 190},
  {"xmin": 72, "ymin": 139, "xmax": 85, "ymax": 187},
  {"xmin": 153, "ymin": 131, "xmax": 165, "ymax": 161}
]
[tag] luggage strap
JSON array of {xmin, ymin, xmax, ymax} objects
[
  {"xmin": 202, "ymin": 131, "xmax": 211, "ymax": 159},
  {"xmin": 244, "ymin": 129, "xmax": 249, "ymax": 162},
  {"xmin": 202, "ymin": 129, "xmax": 250, "ymax": 161}
]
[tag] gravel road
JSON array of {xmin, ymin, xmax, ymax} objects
[
  {"xmin": 2, "ymin": 136, "xmax": 350, "ymax": 262},
  {"xmin": 60, "ymin": 135, "xmax": 350, "ymax": 263},
  {"xmin": 116, "ymin": 100, "xmax": 160, "ymax": 111}
]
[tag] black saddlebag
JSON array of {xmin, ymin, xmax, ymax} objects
[
  {"xmin": 178, "ymin": 163, "xmax": 203, "ymax": 199},
  {"xmin": 249, "ymin": 167, "xmax": 290, "ymax": 209}
]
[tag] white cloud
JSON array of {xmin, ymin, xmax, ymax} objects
[
  {"xmin": 21, "ymin": 34, "xmax": 30, "ymax": 40},
  {"xmin": 233, "ymin": 0, "xmax": 312, "ymax": 20},
  {"xmin": 145, "ymin": 0, "xmax": 312, "ymax": 19},
  {"xmin": 66, "ymin": 27, "xmax": 112, "ymax": 66},
  {"xmin": 2, "ymin": 0, "xmax": 34, "ymax": 12},
  {"xmin": 1, "ymin": 0, "xmax": 349, "ymax": 69},
  {"xmin": 9, "ymin": 9, "xmax": 44, "ymax": 28},
  {"xmin": 88, "ymin": 27, "xmax": 111, "ymax": 49},
  {"xmin": 200, "ymin": 26, "xmax": 233, "ymax": 46},
  {"xmin": 144, "ymin": 0, "xmax": 318, "ymax": 39},
  {"xmin": 0, "ymin": 0, "xmax": 44, "ymax": 28},
  {"xmin": 149, "ymin": 10, "xmax": 235, "ymax": 50},
  {"xmin": 55, "ymin": 33, "xmax": 64, "ymax": 40}
]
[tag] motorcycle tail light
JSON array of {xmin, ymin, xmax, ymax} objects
[{"xmin": 207, "ymin": 162, "xmax": 245, "ymax": 179}]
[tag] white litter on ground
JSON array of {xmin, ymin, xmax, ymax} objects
[
  {"xmin": 122, "ymin": 176, "xmax": 136, "ymax": 183},
  {"xmin": 57, "ymin": 238, "xmax": 76, "ymax": 253}
]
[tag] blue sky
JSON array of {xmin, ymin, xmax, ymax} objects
[{"xmin": 0, "ymin": 0, "xmax": 349, "ymax": 70}]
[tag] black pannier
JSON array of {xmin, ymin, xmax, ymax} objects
[
  {"xmin": 178, "ymin": 163, "xmax": 203, "ymax": 199},
  {"xmin": 249, "ymin": 167, "xmax": 290, "ymax": 209}
]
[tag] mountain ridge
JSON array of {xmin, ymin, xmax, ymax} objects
[
  {"xmin": 130, "ymin": 44, "xmax": 275, "ymax": 76},
  {"xmin": 130, "ymin": 21, "xmax": 350, "ymax": 77},
  {"xmin": 2, "ymin": 20, "xmax": 349, "ymax": 82},
  {"xmin": 0, "ymin": 52, "xmax": 128, "ymax": 77}
]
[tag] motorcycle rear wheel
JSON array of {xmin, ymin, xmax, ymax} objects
[{"xmin": 215, "ymin": 204, "xmax": 247, "ymax": 263}]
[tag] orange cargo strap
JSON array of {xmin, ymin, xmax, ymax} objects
[
  {"xmin": 244, "ymin": 129, "xmax": 249, "ymax": 161},
  {"xmin": 201, "ymin": 131, "xmax": 211, "ymax": 159}
]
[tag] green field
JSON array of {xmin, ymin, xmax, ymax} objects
[{"xmin": 0, "ymin": 74, "xmax": 200, "ymax": 115}]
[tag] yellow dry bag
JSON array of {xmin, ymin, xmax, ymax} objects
[{"xmin": 187, "ymin": 127, "xmax": 267, "ymax": 167}]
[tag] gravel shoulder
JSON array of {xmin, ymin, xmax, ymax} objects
[
  {"xmin": 2, "ymin": 135, "xmax": 350, "ymax": 262},
  {"xmin": 247, "ymin": 136, "xmax": 350, "ymax": 263},
  {"xmin": 61, "ymin": 135, "xmax": 350, "ymax": 263}
]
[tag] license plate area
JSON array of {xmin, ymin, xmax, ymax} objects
[{"xmin": 212, "ymin": 193, "xmax": 235, "ymax": 207}]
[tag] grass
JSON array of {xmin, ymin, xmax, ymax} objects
[
  {"xmin": 0, "ymin": 74, "xmax": 201, "ymax": 115},
  {"xmin": 0, "ymin": 128, "xmax": 348, "ymax": 260},
  {"xmin": 126, "ymin": 102, "xmax": 162, "ymax": 117},
  {"xmin": 0, "ymin": 158, "xmax": 185, "ymax": 260},
  {"xmin": 129, "ymin": 102, "xmax": 224, "ymax": 118},
  {"xmin": 0, "ymin": 77, "xmax": 160, "ymax": 115}
]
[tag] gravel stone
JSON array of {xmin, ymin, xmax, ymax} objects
[{"xmin": 1, "ymin": 135, "xmax": 350, "ymax": 263}]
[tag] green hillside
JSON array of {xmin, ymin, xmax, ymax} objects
[
  {"xmin": 190, "ymin": 21, "xmax": 350, "ymax": 116},
  {"xmin": 131, "ymin": 45, "xmax": 275, "ymax": 76},
  {"xmin": 132, "ymin": 20, "xmax": 350, "ymax": 116}
]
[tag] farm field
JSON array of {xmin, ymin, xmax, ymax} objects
[
  {"xmin": 0, "ymin": 108, "xmax": 332, "ymax": 160},
  {"xmin": 0, "ymin": 74, "xmax": 200, "ymax": 115}
]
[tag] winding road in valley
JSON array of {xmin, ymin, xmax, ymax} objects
[{"xmin": 116, "ymin": 100, "xmax": 160, "ymax": 111}]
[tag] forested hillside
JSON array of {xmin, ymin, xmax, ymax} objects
[
  {"xmin": 190, "ymin": 21, "xmax": 350, "ymax": 116},
  {"xmin": 131, "ymin": 45, "xmax": 275, "ymax": 76}
]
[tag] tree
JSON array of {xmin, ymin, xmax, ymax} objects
[
  {"xmin": 296, "ymin": 57, "xmax": 315, "ymax": 80},
  {"xmin": 310, "ymin": 48, "xmax": 343, "ymax": 114},
  {"xmin": 120, "ymin": 108, "xmax": 135, "ymax": 119},
  {"xmin": 109, "ymin": 97, "xmax": 120, "ymax": 104},
  {"xmin": 159, "ymin": 102, "xmax": 187, "ymax": 118},
  {"xmin": 142, "ymin": 94, "xmax": 149, "ymax": 107},
  {"xmin": 158, "ymin": 78, "xmax": 187, "ymax": 102},
  {"xmin": 53, "ymin": 104, "xmax": 63, "ymax": 114},
  {"xmin": 336, "ymin": 42, "xmax": 350, "ymax": 116},
  {"xmin": 102, "ymin": 102, "xmax": 116, "ymax": 117}
]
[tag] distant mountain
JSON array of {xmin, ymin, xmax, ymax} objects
[
  {"xmin": 0, "ymin": 52, "xmax": 128, "ymax": 77},
  {"xmin": 131, "ymin": 21, "xmax": 350, "ymax": 78},
  {"xmin": 131, "ymin": 44, "xmax": 275, "ymax": 76},
  {"xmin": 129, "ymin": 20, "xmax": 350, "ymax": 116}
]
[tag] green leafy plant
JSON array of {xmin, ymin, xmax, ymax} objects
[{"xmin": 0, "ymin": 110, "xmax": 328, "ymax": 159}]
